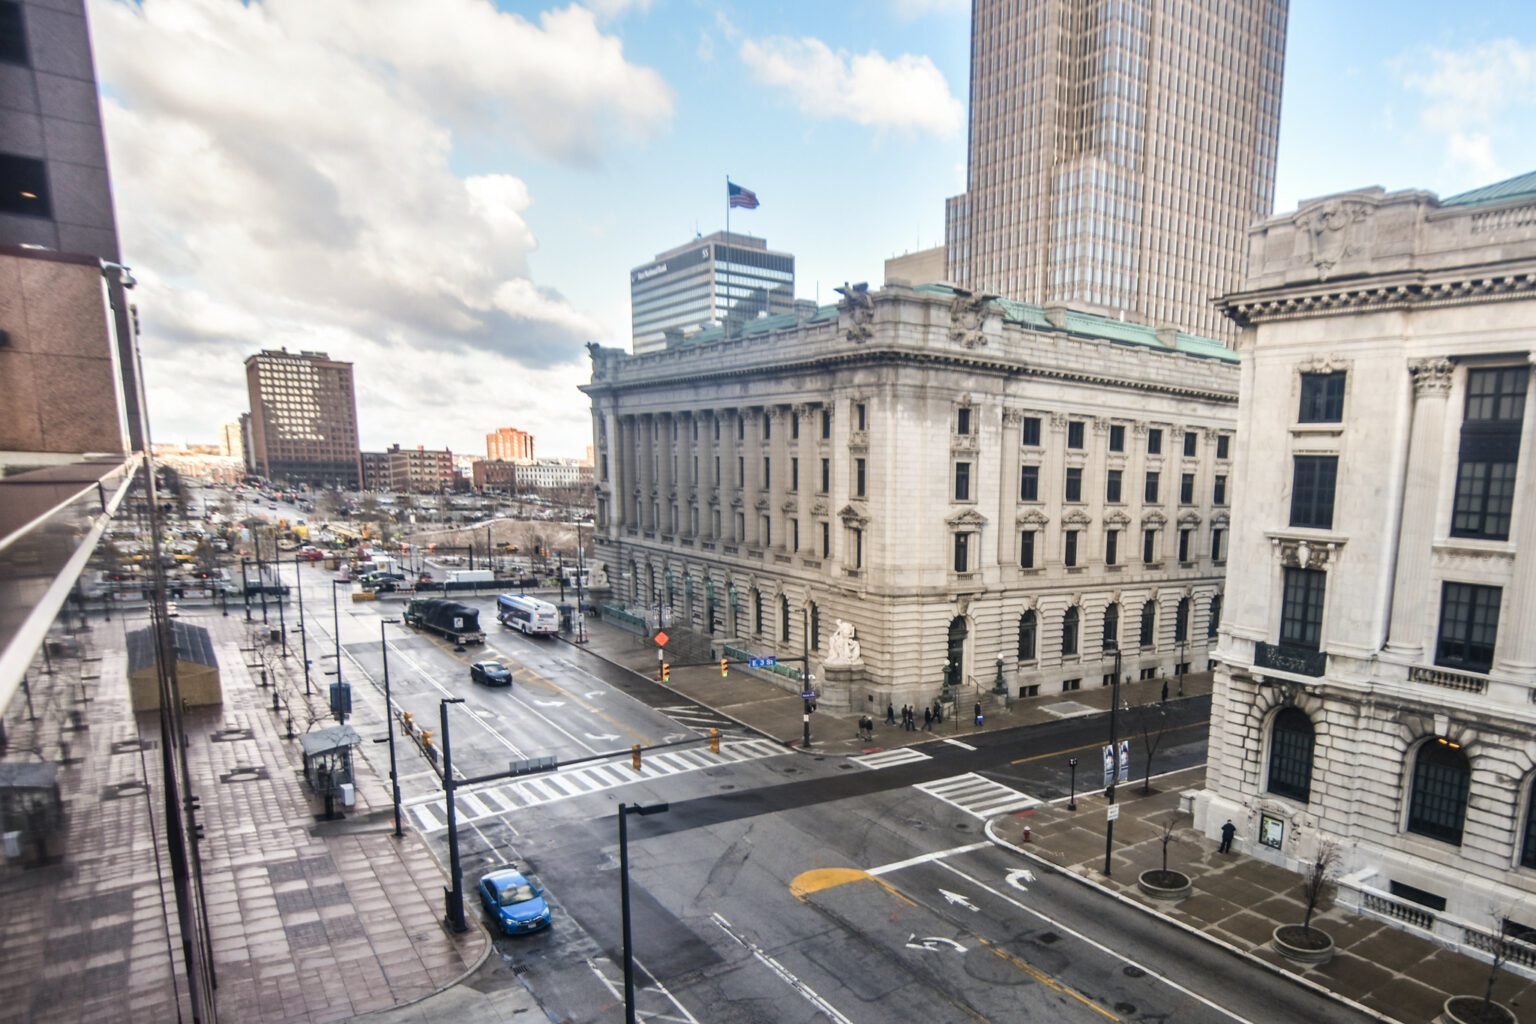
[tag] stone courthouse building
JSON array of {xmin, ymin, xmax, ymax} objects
[
  {"xmin": 583, "ymin": 283, "xmax": 1239, "ymax": 713},
  {"xmin": 1197, "ymin": 171, "xmax": 1536, "ymax": 949}
]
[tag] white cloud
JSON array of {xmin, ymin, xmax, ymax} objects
[
  {"xmin": 740, "ymin": 35, "xmax": 963, "ymax": 137},
  {"xmin": 89, "ymin": 0, "xmax": 671, "ymax": 456},
  {"xmin": 1398, "ymin": 38, "xmax": 1536, "ymax": 184},
  {"xmin": 583, "ymin": 0, "xmax": 652, "ymax": 19},
  {"xmin": 890, "ymin": 0, "xmax": 967, "ymax": 19}
]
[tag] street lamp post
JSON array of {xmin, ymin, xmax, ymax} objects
[
  {"xmin": 240, "ymin": 559, "xmax": 251, "ymax": 621},
  {"xmin": 1178, "ymin": 638, "xmax": 1187, "ymax": 697},
  {"xmin": 255, "ymin": 542, "xmax": 269, "ymax": 623},
  {"xmin": 381, "ymin": 618, "xmax": 402, "ymax": 838},
  {"xmin": 330, "ymin": 579, "xmax": 345, "ymax": 722},
  {"xmin": 618, "ymin": 801, "xmax": 670, "ymax": 1024},
  {"xmin": 441, "ymin": 697, "xmax": 467, "ymax": 933},
  {"xmin": 294, "ymin": 555, "xmax": 310, "ymax": 696},
  {"xmin": 573, "ymin": 523, "xmax": 587, "ymax": 643},
  {"xmin": 1104, "ymin": 641, "xmax": 1123, "ymax": 877},
  {"xmin": 993, "ymin": 653, "xmax": 1007, "ymax": 696},
  {"xmin": 1068, "ymin": 757, "xmax": 1079, "ymax": 810}
]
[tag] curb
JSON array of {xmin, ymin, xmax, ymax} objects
[{"xmin": 980, "ymin": 818, "xmax": 1399, "ymax": 1024}]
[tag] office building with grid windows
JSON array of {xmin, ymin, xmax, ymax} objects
[
  {"xmin": 630, "ymin": 231, "xmax": 796, "ymax": 353},
  {"xmin": 945, "ymin": 0, "xmax": 1288, "ymax": 343},
  {"xmin": 1196, "ymin": 172, "xmax": 1536, "ymax": 951},
  {"xmin": 244, "ymin": 348, "xmax": 362, "ymax": 489}
]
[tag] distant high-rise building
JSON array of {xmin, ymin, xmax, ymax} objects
[
  {"xmin": 944, "ymin": 0, "xmax": 1288, "ymax": 341},
  {"xmin": 218, "ymin": 422, "xmax": 245, "ymax": 464},
  {"xmin": 486, "ymin": 426, "xmax": 535, "ymax": 463},
  {"xmin": 630, "ymin": 231, "xmax": 795, "ymax": 353},
  {"xmin": 244, "ymin": 349, "xmax": 361, "ymax": 488}
]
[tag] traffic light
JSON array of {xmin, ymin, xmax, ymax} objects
[
  {"xmin": 710, "ymin": 728, "xmax": 721, "ymax": 754},
  {"xmin": 661, "ymin": 662, "xmax": 671, "ymax": 683},
  {"xmin": 631, "ymin": 744, "xmax": 642, "ymax": 771},
  {"xmin": 720, "ymin": 658, "xmax": 729, "ymax": 678}
]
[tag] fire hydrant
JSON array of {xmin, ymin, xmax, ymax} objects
[{"xmin": 1022, "ymin": 825, "xmax": 1033, "ymax": 843}]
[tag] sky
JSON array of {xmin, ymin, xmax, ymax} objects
[{"xmin": 90, "ymin": 0, "xmax": 1536, "ymax": 459}]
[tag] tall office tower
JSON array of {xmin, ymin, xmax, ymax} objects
[
  {"xmin": 486, "ymin": 426, "xmax": 535, "ymax": 463},
  {"xmin": 945, "ymin": 0, "xmax": 1288, "ymax": 341},
  {"xmin": 244, "ymin": 348, "xmax": 362, "ymax": 488},
  {"xmin": 630, "ymin": 231, "xmax": 795, "ymax": 353}
]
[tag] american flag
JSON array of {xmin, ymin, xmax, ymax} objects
[{"xmin": 728, "ymin": 182, "xmax": 760, "ymax": 210}]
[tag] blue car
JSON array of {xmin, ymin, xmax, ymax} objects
[{"xmin": 478, "ymin": 868, "xmax": 552, "ymax": 935}]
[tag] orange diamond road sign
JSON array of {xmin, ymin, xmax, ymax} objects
[{"xmin": 654, "ymin": 631, "xmax": 669, "ymax": 647}]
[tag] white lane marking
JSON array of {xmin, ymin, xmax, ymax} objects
[
  {"xmin": 459, "ymin": 792, "xmax": 490, "ymax": 818},
  {"xmin": 411, "ymin": 802, "xmax": 442, "ymax": 831},
  {"xmin": 1005, "ymin": 868, "xmax": 1035, "ymax": 891},
  {"xmin": 584, "ymin": 690, "xmax": 606, "ymax": 699},
  {"xmin": 586, "ymin": 732, "xmax": 621, "ymax": 741},
  {"xmin": 933, "ymin": 858, "xmax": 1259, "ymax": 1024},
  {"xmin": 905, "ymin": 934, "xmax": 967, "ymax": 953},
  {"xmin": 712, "ymin": 913, "xmax": 853, "ymax": 1024},
  {"xmin": 850, "ymin": 748, "xmax": 933, "ymax": 770},
  {"xmin": 366, "ymin": 634, "xmax": 527, "ymax": 758},
  {"xmin": 943, "ymin": 738, "xmax": 977, "ymax": 751},
  {"xmin": 868, "ymin": 842, "xmax": 990, "ymax": 877},
  {"xmin": 940, "ymin": 888, "xmax": 979, "ymax": 912},
  {"xmin": 532, "ymin": 699, "xmax": 566, "ymax": 707},
  {"xmin": 914, "ymin": 773, "xmax": 1040, "ymax": 820},
  {"xmin": 584, "ymin": 957, "xmax": 702, "ymax": 1024}
]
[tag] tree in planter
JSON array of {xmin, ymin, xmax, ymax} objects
[
  {"xmin": 1299, "ymin": 840, "xmax": 1340, "ymax": 944},
  {"xmin": 1442, "ymin": 907, "xmax": 1524, "ymax": 1024}
]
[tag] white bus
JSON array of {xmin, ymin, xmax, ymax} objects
[{"xmin": 497, "ymin": 594, "xmax": 559, "ymax": 636}]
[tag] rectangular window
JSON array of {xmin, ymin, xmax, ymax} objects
[
  {"xmin": 1065, "ymin": 467, "xmax": 1082, "ymax": 502},
  {"xmin": 1020, "ymin": 464, "xmax": 1039, "ymax": 502},
  {"xmin": 791, "ymin": 413, "xmax": 799, "ymax": 439},
  {"xmin": 737, "ymin": 456, "xmax": 744, "ymax": 487},
  {"xmin": 856, "ymin": 402, "xmax": 867, "ymax": 431},
  {"xmin": 852, "ymin": 527, "xmax": 863, "ymax": 569},
  {"xmin": 791, "ymin": 518, "xmax": 799, "ymax": 551},
  {"xmin": 1064, "ymin": 529, "xmax": 1078, "ymax": 567},
  {"xmin": 735, "ymin": 511, "xmax": 745, "ymax": 539},
  {"xmin": 762, "ymin": 457, "xmax": 771, "ymax": 488},
  {"xmin": 953, "ymin": 532, "xmax": 971, "ymax": 573},
  {"xmin": 1178, "ymin": 528, "xmax": 1191, "ymax": 562},
  {"xmin": 1211, "ymin": 528, "xmax": 1224, "ymax": 562},
  {"xmin": 1298, "ymin": 372, "xmax": 1346, "ymax": 423},
  {"xmin": 1289, "ymin": 455, "xmax": 1338, "ymax": 529},
  {"xmin": 738, "ymin": 417, "xmax": 745, "ymax": 441},
  {"xmin": 1021, "ymin": 416, "xmax": 1041, "ymax": 446},
  {"xmin": 1436, "ymin": 582, "xmax": 1501, "ymax": 673},
  {"xmin": 821, "ymin": 521, "xmax": 830, "ymax": 558},
  {"xmin": 820, "ymin": 458, "xmax": 830, "ymax": 494},
  {"xmin": 821, "ymin": 409, "xmax": 832, "ymax": 439},
  {"xmin": 1147, "ymin": 428, "xmax": 1163, "ymax": 455},
  {"xmin": 762, "ymin": 415, "xmax": 771, "ymax": 441},
  {"xmin": 0, "ymin": 2, "xmax": 28, "ymax": 65},
  {"xmin": 1106, "ymin": 469, "xmax": 1122, "ymax": 503},
  {"xmin": 855, "ymin": 457, "xmax": 866, "ymax": 497},
  {"xmin": 1142, "ymin": 528, "xmax": 1156, "ymax": 564},
  {"xmin": 1451, "ymin": 367, "xmax": 1527, "ymax": 541},
  {"xmin": 957, "ymin": 406, "xmax": 972, "ymax": 435},
  {"xmin": 954, "ymin": 461, "xmax": 972, "ymax": 501},
  {"xmin": 0, "ymin": 153, "xmax": 50, "ymax": 218},
  {"xmin": 1280, "ymin": 567, "xmax": 1326, "ymax": 650},
  {"xmin": 791, "ymin": 457, "xmax": 799, "ymax": 491},
  {"xmin": 1020, "ymin": 530, "xmax": 1036, "ymax": 569},
  {"xmin": 1144, "ymin": 471, "xmax": 1160, "ymax": 504},
  {"xmin": 1109, "ymin": 424, "xmax": 1125, "ymax": 452},
  {"xmin": 1214, "ymin": 474, "xmax": 1227, "ymax": 505},
  {"xmin": 1183, "ymin": 431, "xmax": 1198, "ymax": 457},
  {"xmin": 1217, "ymin": 435, "xmax": 1230, "ymax": 460},
  {"xmin": 761, "ymin": 516, "xmax": 771, "ymax": 546},
  {"xmin": 1105, "ymin": 529, "xmax": 1119, "ymax": 565},
  {"xmin": 1180, "ymin": 472, "xmax": 1195, "ymax": 504},
  {"xmin": 1067, "ymin": 421, "xmax": 1085, "ymax": 449}
]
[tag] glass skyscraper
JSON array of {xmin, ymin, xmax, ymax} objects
[
  {"xmin": 630, "ymin": 232, "xmax": 795, "ymax": 353},
  {"xmin": 945, "ymin": 0, "xmax": 1288, "ymax": 342}
]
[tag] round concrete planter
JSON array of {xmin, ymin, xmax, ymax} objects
[
  {"xmin": 1440, "ymin": 995, "xmax": 1516, "ymax": 1024},
  {"xmin": 1271, "ymin": 924, "xmax": 1334, "ymax": 966},
  {"xmin": 1136, "ymin": 869, "xmax": 1192, "ymax": 901}
]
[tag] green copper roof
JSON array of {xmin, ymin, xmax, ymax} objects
[{"xmin": 1441, "ymin": 170, "xmax": 1536, "ymax": 208}]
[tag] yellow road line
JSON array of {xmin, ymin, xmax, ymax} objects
[
  {"xmin": 978, "ymin": 938, "xmax": 1120, "ymax": 1021},
  {"xmin": 1009, "ymin": 719, "xmax": 1209, "ymax": 765}
]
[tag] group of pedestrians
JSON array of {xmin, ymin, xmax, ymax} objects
[{"xmin": 879, "ymin": 701, "xmax": 944, "ymax": 732}]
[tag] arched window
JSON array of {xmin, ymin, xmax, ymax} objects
[
  {"xmin": 1175, "ymin": 597, "xmax": 1191, "ymax": 643},
  {"xmin": 1208, "ymin": 594, "xmax": 1222, "ymax": 639},
  {"xmin": 1522, "ymin": 780, "xmax": 1536, "ymax": 869},
  {"xmin": 1103, "ymin": 603, "xmax": 1119, "ymax": 650},
  {"xmin": 780, "ymin": 594, "xmax": 791, "ymax": 642},
  {"xmin": 1062, "ymin": 606, "xmax": 1080, "ymax": 657},
  {"xmin": 1139, "ymin": 600, "xmax": 1156, "ymax": 646},
  {"xmin": 946, "ymin": 616, "xmax": 968, "ymax": 685},
  {"xmin": 1267, "ymin": 708, "xmax": 1314, "ymax": 803},
  {"xmin": 1407, "ymin": 739, "xmax": 1470, "ymax": 845},
  {"xmin": 1018, "ymin": 611, "xmax": 1037, "ymax": 661}
]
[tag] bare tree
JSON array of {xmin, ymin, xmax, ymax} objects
[
  {"xmin": 1300, "ymin": 840, "xmax": 1341, "ymax": 940},
  {"xmin": 1132, "ymin": 700, "xmax": 1170, "ymax": 794}
]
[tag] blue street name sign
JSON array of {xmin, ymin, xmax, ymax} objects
[{"xmin": 748, "ymin": 656, "xmax": 778, "ymax": 669}]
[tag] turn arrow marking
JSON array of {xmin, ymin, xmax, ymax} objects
[
  {"xmin": 584, "ymin": 732, "xmax": 620, "ymax": 741},
  {"xmin": 532, "ymin": 699, "xmax": 567, "ymax": 708},
  {"xmin": 939, "ymin": 888, "xmax": 979, "ymax": 912},
  {"xmin": 584, "ymin": 690, "xmax": 606, "ymax": 699},
  {"xmin": 1005, "ymin": 868, "xmax": 1035, "ymax": 892},
  {"xmin": 905, "ymin": 934, "xmax": 966, "ymax": 953}
]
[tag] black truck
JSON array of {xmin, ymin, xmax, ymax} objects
[{"xmin": 403, "ymin": 599, "xmax": 486, "ymax": 645}]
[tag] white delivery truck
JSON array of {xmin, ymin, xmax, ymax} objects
[{"xmin": 447, "ymin": 569, "xmax": 495, "ymax": 585}]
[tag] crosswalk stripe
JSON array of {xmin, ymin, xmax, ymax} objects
[
  {"xmin": 460, "ymin": 793, "xmax": 491, "ymax": 818},
  {"xmin": 851, "ymin": 748, "xmax": 932, "ymax": 769},
  {"xmin": 914, "ymin": 772, "xmax": 1040, "ymax": 821},
  {"xmin": 477, "ymin": 789, "xmax": 508, "ymax": 812},
  {"xmin": 412, "ymin": 802, "xmax": 443, "ymax": 831},
  {"xmin": 522, "ymin": 778, "xmax": 560, "ymax": 802}
]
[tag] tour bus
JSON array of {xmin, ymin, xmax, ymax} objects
[{"xmin": 497, "ymin": 593, "xmax": 559, "ymax": 636}]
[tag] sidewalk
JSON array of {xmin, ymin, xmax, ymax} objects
[
  {"xmin": 567, "ymin": 614, "xmax": 1214, "ymax": 756},
  {"xmin": 989, "ymin": 767, "xmax": 1536, "ymax": 1024}
]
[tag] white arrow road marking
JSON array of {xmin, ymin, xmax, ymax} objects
[
  {"xmin": 532, "ymin": 699, "xmax": 567, "ymax": 707},
  {"xmin": 905, "ymin": 934, "xmax": 967, "ymax": 953},
  {"xmin": 940, "ymin": 888, "xmax": 979, "ymax": 912},
  {"xmin": 1005, "ymin": 868, "xmax": 1035, "ymax": 892},
  {"xmin": 584, "ymin": 690, "xmax": 606, "ymax": 699},
  {"xmin": 585, "ymin": 732, "xmax": 621, "ymax": 741},
  {"xmin": 713, "ymin": 913, "xmax": 853, "ymax": 1024}
]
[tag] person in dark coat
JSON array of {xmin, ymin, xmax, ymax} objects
[
  {"xmin": 1219, "ymin": 819, "xmax": 1237, "ymax": 854},
  {"xmin": 923, "ymin": 707, "xmax": 933, "ymax": 731},
  {"xmin": 886, "ymin": 702, "xmax": 895, "ymax": 726}
]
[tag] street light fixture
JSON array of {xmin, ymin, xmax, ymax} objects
[
  {"xmin": 993, "ymin": 652, "xmax": 1007, "ymax": 696},
  {"xmin": 380, "ymin": 618, "xmax": 403, "ymax": 838},
  {"xmin": 618, "ymin": 801, "xmax": 670, "ymax": 1024},
  {"xmin": 1068, "ymin": 757, "xmax": 1079, "ymax": 811},
  {"xmin": 293, "ymin": 555, "xmax": 311, "ymax": 696},
  {"xmin": 441, "ymin": 696, "xmax": 467, "ymax": 933},
  {"xmin": 329, "ymin": 579, "xmax": 347, "ymax": 722},
  {"xmin": 1104, "ymin": 640, "xmax": 1123, "ymax": 877}
]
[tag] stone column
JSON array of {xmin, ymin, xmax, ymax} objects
[
  {"xmin": 1043, "ymin": 413, "xmax": 1067, "ymax": 559},
  {"xmin": 1495, "ymin": 361, "xmax": 1536, "ymax": 676},
  {"xmin": 656, "ymin": 413, "xmax": 675, "ymax": 537},
  {"xmin": 678, "ymin": 412, "xmax": 695, "ymax": 539},
  {"xmin": 795, "ymin": 403, "xmax": 816, "ymax": 554},
  {"xmin": 704, "ymin": 411, "xmax": 721, "ymax": 541},
  {"xmin": 1385, "ymin": 358, "xmax": 1454, "ymax": 657},
  {"xmin": 768, "ymin": 407, "xmax": 789, "ymax": 551},
  {"xmin": 998, "ymin": 410, "xmax": 1022, "ymax": 566},
  {"xmin": 637, "ymin": 414, "xmax": 655, "ymax": 533},
  {"xmin": 720, "ymin": 409, "xmax": 740, "ymax": 544},
  {"xmin": 619, "ymin": 416, "xmax": 638, "ymax": 528},
  {"xmin": 744, "ymin": 408, "xmax": 763, "ymax": 549}
]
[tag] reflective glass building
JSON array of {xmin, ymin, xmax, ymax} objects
[
  {"xmin": 945, "ymin": 0, "xmax": 1288, "ymax": 342},
  {"xmin": 630, "ymin": 231, "xmax": 795, "ymax": 353}
]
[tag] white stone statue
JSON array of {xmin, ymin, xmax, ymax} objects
[{"xmin": 825, "ymin": 619, "xmax": 861, "ymax": 665}]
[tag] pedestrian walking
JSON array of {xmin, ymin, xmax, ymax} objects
[
  {"xmin": 973, "ymin": 702, "xmax": 983, "ymax": 727},
  {"xmin": 933, "ymin": 699, "xmax": 943, "ymax": 725},
  {"xmin": 1161, "ymin": 679, "xmax": 1169, "ymax": 704},
  {"xmin": 923, "ymin": 707, "xmax": 933, "ymax": 731},
  {"xmin": 907, "ymin": 706, "xmax": 916, "ymax": 731},
  {"xmin": 1219, "ymin": 819, "xmax": 1236, "ymax": 854},
  {"xmin": 886, "ymin": 702, "xmax": 895, "ymax": 726}
]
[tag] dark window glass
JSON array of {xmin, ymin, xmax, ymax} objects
[
  {"xmin": 1298, "ymin": 372, "xmax": 1346, "ymax": 423},
  {"xmin": 1142, "ymin": 528, "xmax": 1156, "ymax": 564},
  {"xmin": 1407, "ymin": 740, "xmax": 1470, "ymax": 845},
  {"xmin": 1175, "ymin": 597, "xmax": 1190, "ymax": 642},
  {"xmin": 1020, "ymin": 464, "xmax": 1039, "ymax": 501},
  {"xmin": 856, "ymin": 402, "xmax": 867, "ymax": 431},
  {"xmin": 1109, "ymin": 424, "xmax": 1125, "ymax": 452},
  {"xmin": 1106, "ymin": 469, "xmax": 1122, "ymax": 503},
  {"xmin": 855, "ymin": 457, "xmax": 866, "ymax": 497},
  {"xmin": 953, "ymin": 532, "xmax": 970, "ymax": 572},
  {"xmin": 1020, "ymin": 530, "xmax": 1035, "ymax": 569},
  {"xmin": 821, "ymin": 409, "xmax": 831, "ymax": 439},
  {"xmin": 781, "ymin": 595, "xmax": 791, "ymax": 640},
  {"xmin": 1522, "ymin": 783, "xmax": 1536, "ymax": 868},
  {"xmin": 1214, "ymin": 474, "xmax": 1227, "ymax": 505},
  {"xmin": 1064, "ymin": 529, "xmax": 1078, "ymax": 567},
  {"xmin": 1067, "ymin": 421, "xmax": 1085, "ymax": 449},
  {"xmin": 762, "ymin": 415, "xmax": 770, "ymax": 440},
  {"xmin": 852, "ymin": 527, "xmax": 862, "ymax": 568},
  {"xmin": 1018, "ymin": 611, "xmax": 1036, "ymax": 660},
  {"xmin": 820, "ymin": 458, "xmax": 830, "ymax": 493},
  {"xmin": 1178, "ymin": 528, "xmax": 1191, "ymax": 563},
  {"xmin": 0, "ymin": 2, "xmax": 26, "ymax": 65},
  {"xmin": 1208, "ymin": 594, "xmax": 1222, "ymax": 637},
  {"xmin": 1183, "ymin": 431, "xmax": 1197, "ymax": 457},
  {"xmin": 1105, "ymin": 529, "xmax": 1118, "ymax": 565},
  {"xmin": 1216, "ymin": 435, "xmax": 1230, "ymax": 460},
  {"xmin": 1022, "ymin": 416, "xmax": 1041, "ymax": 446},
  {"xmin": 791, "ymin": 413, "xmax": 799, "ymax": 439},
  {"xmin": 1062, "ymin": 606, "xmax": 1079, "ymax": 656},
  {"xmin": 954, "ymin": 462, "xmax": 971, "ymax": 501},
  {"xmin": 1280, "ymin": 567, "xmax": 1326, "ymax": 650},
  {"xmin": 1289, "ymin": 456, "xmax": 1338, "ymax": 529},
  {"xmin": 1147, "ymin": 428, "xmax": 1162, "ymax": 455},
  {"xmin": 1211, "ymin": 527, "xmax": 1224, "ymax": 562},
  {"xmin": 1139, "ymin": 600, "xmax": 1155, "ymax": 645},
  {"xmin": 1144, "ymin": 471, "xmax": 1159, "ymax": 503},
  {"xmin": 1435, "ymin": 581, "xmax": 1501, "ymax": 673},
  {"xmin": 763, "ymin": 457, "xmax": 770, "ymax": 488},
  {"xmin": 738, "ymin": 417, "xmax": 745, "ymax": 440},
  {"xmin": 1267, "ymin": 708, "xmax": 1314, "ymax": 802},
  {"xmin": 820, "ymin": 521, "xmax": 829, "ymax": 557},
  {"xmin": 810, "ymin": 603, "xmax": 820, "ymax": 649},
  {"xmin": 0, "ymin": 152, "xmax": 51, "ymax": 218},
  {"xmin": 1065, "ymin": 467, "xmax": 1082, "ymax": 502},
  {"xmin": 1103, "ymin": 603, "xmax": 1119, "ymax": 647},
  {"xmin": 1452, "ymin": 368, "xmax": 1527, "ymax": 540},
  {"xmin": 1180, "ymin": 473, "xmax": 1195, "ymax": 504},
  {"xmin": 753, "ymin": 590, "xmax": 763, "ymax": 633},
  {"xmin": 957, "ymin": 407, "xmax": 972, "ymax": 435},
  {"xmin": 791, "ymin": 457, "xmax": 798, "ymax": 491}
]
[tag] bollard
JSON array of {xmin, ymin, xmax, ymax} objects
[
  {"xmin": 285, "ymin": 717, "xmax": 295, "ymax": 739},
  {"xmin": 272, "ymin": 690, "xmax": 281, "ymax": 712}
]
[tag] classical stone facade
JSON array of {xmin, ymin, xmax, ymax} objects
[
  {"xmin": 583, "ymin": 284, "xmax": 1238, "ymax": 713},
  {"xmin": 1198, "ymin": 172, "xmax": 1536, "ymax": 946}
]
